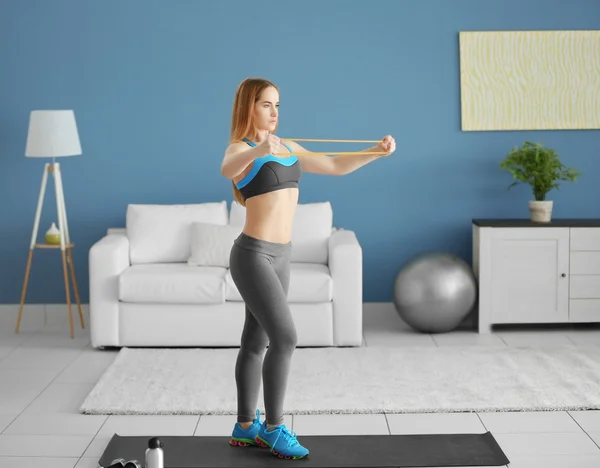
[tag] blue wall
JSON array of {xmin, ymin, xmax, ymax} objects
[{"xmin": 1, "ymin": 0, "xmax": 599, "ymax": 304}]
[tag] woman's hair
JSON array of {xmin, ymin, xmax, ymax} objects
[{"xmin": 229, "ymin": 77, "xmax": 279, "ymax": 207}]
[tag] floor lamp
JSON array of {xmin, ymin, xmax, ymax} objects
[{"xmin": 15, "ymin": 110, "xmax": 85, "ymax": 338}]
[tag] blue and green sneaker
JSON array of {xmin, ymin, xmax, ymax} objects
[
  {"xmin": 229, "ymin": 409, "xmax": 263, "ymax": 447},
  {"xmin": 255, "ymin": 420, "xmax": 309, "ymax": 459}
]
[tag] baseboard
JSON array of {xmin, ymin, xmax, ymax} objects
[
  {"xmin": 0, "ymin": 303, "xmax": 91, "ymax": 331},
  {"xmin": 0, "ymin": 302, "xmax": 476, "ymax": 332},
  {"xmin": 361, "ymin": 301, "xmax": 476, "ymax": 331}
]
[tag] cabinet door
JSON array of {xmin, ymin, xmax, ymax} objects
[{"xmin": 488, "ymin": 228, "xmax": 570, "ymax": 324}]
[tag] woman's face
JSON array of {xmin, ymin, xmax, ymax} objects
[{"xmin": 254, "ymin": 86, "xmax": 279, "ymax": 133}]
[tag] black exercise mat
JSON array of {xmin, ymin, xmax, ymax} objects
[{"xmin": 99, "ymin": 432, "xmax": 509, "ymax": 467}]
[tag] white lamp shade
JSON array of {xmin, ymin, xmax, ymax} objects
[{"xmin": 25, "ymin": 110, "xmax": 82, "ymax": 158}]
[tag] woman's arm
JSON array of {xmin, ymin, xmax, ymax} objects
[
  {"xmin": 283, "ymin": 140, "xmax": 337, "ymax": 175},
  {"xmin": 333, "ymin": 136, "xmax": 395, "ymax": 174},
  {"xmin": 330, "ymin": 148, "xmax": 383, "ymax": 175},
  {"xmin": 285, "ymin": 136, "xmax": 395, "ymax": 176},
  {"xmin": 221, "ymin": 143, "xmax": 266, "ymax": 179}
]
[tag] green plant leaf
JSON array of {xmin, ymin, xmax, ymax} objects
[{"xmin": 499, "ymin": 141, "xmax": 580, "ymax": 200}]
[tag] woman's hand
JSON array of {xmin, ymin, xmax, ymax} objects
[
  {"xmin": 376, "ymin": 135, "xmax": 396, "ymax": 156},
  {"xmin": 258, "ymin": 133, "xmax": 283, "ymax": 157}
]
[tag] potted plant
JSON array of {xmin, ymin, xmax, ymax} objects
[{"xmin": 499, "ymin": 141, "xmax": 580, "ymax": 223}]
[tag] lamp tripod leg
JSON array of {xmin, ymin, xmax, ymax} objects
[
  {"xmin": 61, "ymin": 249, "xmax": 74, "ymax": 339},
  {"xmin": 16, "ymin": 164, "xmax": 49, "ymax": 334},
  {"xmin": 67, "ymin": 247, "xmax": 84, "ymax": 328},
  {"xmin": 54, "ymin": 163, "xmax": 74, "ymax": 339},
  {"xmin": 16, "ymin": 250, "xmax": 34, "ymax": 334},
  {"xmin": 55, "ymin": 164, "xmax": 84, "ymax": 329}
]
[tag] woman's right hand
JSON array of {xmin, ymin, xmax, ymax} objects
[{"xmin": 258, "ymin": 133, "xmax": 282, "ymax": 157}]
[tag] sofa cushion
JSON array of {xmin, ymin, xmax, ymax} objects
[
  {"xmin": 119, "ymin": 263, "xmax": 227, "ymax": 304},
  {"xmin": 188, "ymin": 222, "xmax": 243, "ymax": 268},
  {"xmin": 229, "ymin": 201, "xmax": 333, "ymax": 264},
  {"xmin": 224, "ymin": 262, "xmax": 333, "ymax": 303},
  {"xmin": 126, "ymin": 202, "xmax": 229, "ymax": 264}
]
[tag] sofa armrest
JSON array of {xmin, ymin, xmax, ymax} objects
[
  {"xmin": 328, "ymin": 228, "xmax": 363, "ymax": 346},
  {"xmin": 88, "ymin": 232, "xmax": 130, "ymax": 348}
]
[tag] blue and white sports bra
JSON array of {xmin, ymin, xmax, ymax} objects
[{"xmin": 235, "ymin": 138, "xmax": 302, "ymax": 200}]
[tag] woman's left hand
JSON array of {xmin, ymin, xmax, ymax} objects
[{"xmin": 376, "ymin": 135, "xmax": 396, "ymax": 156}]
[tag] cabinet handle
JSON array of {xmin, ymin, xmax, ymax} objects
[{"xmin": 561, "ymin": 273, "xmax": 566, "ymax": 278}]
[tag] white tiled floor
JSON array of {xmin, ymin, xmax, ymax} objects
[{"xmin": 1, "ymin": 303, "xmax": 600, "ymax": 468}]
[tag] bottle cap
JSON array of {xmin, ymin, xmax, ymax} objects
[{"xmin": 148, "ymin": 437, "xmax": 163, "ymax": 449}]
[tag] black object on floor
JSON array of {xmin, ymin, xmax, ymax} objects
[{"xmin": 99, "ymin": 432, "xmax": 510, "ymax": 467}]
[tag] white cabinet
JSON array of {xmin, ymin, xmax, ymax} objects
[{"xmin": 473, "ymin": 220, "xmax": 600, "ymax": 333}]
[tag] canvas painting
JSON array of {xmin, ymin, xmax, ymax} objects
[{"xmin": 459, "ymin": 30, "xmax": 600, "ymax": 131}]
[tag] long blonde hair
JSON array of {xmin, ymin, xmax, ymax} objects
[{"xmin": 229, "ymin": 78, "xmax": 279, "ymax": 207}]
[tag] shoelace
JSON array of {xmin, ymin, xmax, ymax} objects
[{"xmin": 270, "ymin": 425, "xmax": 299, "ymax": 448}]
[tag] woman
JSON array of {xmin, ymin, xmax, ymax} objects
[{"xmin": 221, "ymin": 77, "xmax": 395, "ymax": 460}]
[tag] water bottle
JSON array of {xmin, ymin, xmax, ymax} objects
[{"xmin": 145, "ymin": 437, "xmax": 164, "ymax": 468}]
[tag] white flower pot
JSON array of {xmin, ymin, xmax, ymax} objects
[{"xmin": 529, "ymin": 200, "xmax": 553, "ymax": 223}]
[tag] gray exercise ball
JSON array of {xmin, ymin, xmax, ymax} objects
[{"xmin": 393, "ymin": 252, "xmax": 477, "ymax": 333}]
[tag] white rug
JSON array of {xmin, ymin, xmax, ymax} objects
[{"xmin": 79, "ymin": 344, "xmax": 600, "ymax": 415}]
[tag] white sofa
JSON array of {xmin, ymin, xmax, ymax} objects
[{"xmin": 88, "ymin": 201, "xmax": 363, "ymax": 349}]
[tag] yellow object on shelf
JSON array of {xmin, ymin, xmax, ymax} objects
[{"xmin": 45, "ymin": 222, "xmax": 61, "ymax": 245}]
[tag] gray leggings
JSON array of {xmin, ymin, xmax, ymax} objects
[{"xmin": 229, "ymin": 232, "xmax": 298, "ymax": 426}]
